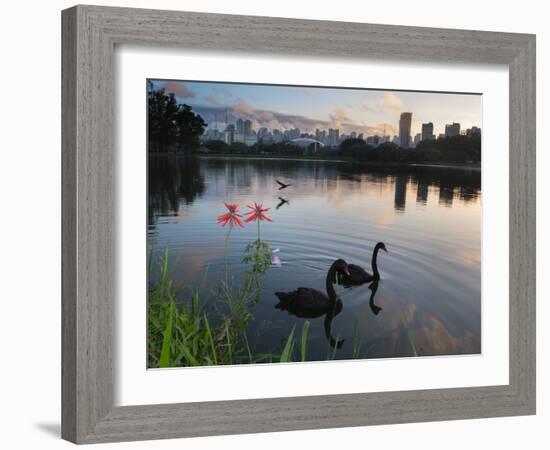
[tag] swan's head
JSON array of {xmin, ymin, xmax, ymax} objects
[
  {"xmin": 376, "ymin": 242, "xmax": 388, "ymax": 253},
  {"xmin": 333, "ymin": 259, "xmax": 350, "ymax": 277}
]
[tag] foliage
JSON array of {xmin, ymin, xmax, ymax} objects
[
  {"xmin": 414, "ymin": 134, "xmax": 481, "ymax": 163},
  {"xmin": 242, "ymin": 240, "xmax": 273, "ymax": 275},
  {"xmin": 148, "ymin": 82, "xmax": 207, "ymax": 153},
  {"xmin": 147, "ymin": 249, "xmax": 269, "ymax": 367},
  {"xmin": 203, "ymin": 139, "xmax": 228, "ymax": 153},
  {"xmin": 148, "ymin": 250, "xmax": 345, "ymax": 367},
  {"xmin": 200, "ymin": 133, "xmax": 481, "ymax": 165}
]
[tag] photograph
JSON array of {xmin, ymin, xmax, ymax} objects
[{"xmin": 146, "ymin": 79, "xmax": 482, "ymax": 368}]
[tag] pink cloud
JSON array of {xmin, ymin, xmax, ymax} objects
[
  {"xmin": 162, "ymin": 81, "xmax": 196, "ymax": 99},
  {"xmin": 205, "ymin": 95, "xmax": 221, "ymax": 105}
]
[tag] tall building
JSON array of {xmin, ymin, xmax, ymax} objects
[
  {"xmin": 234, "ymin": 121, "xmax": 257, "ymax": 146},
  {"xmin": 257, "ymin": 127, "xmax": 269, "ymax": 141},
  {"xmin": 414, "ymin": 133, "xmax": 422, "ymax": 146},
  {"xmin": 288, "ymin": 128, "xmax": 300, "ymax": 139},
  {"xmin": 224, "ymin": 124, "xmax": 235, "ymax": 145},
  {"xmin": 315, "ymin": 129, "xmax": 327, "ymax": 145},
  {"xmin": 421, "ymin": 122, "xmax": 434, "ymax": 141},
  {"xmin": 466, "ymin": 126, "xmax": 481, "ymax": 136},
  {"xmin": 366, "ymin": 135, "xmax": 380, "ymax": 146},
  {"xmin": 204, "ymin": 128, "xmax": 223, "ymax": 141},
  {"xmin": 235, "ymin": 119, "xmax": 244, "ymax": 133},
  {"xmin": 328, "ymin": 128, "xmax": 340, "ymax": 146},
  {"xmin": 399, "ymin": 112, "xmax": 413, "ymax": 148},
  {"xmin": 445, "ymin": 122, "xmax": 461, "ymax": 137},
  {"xmin": 272, "ymin": 129, "xmax": 283, "ymax": 143}
]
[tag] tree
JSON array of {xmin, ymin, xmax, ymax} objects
[
  {"xmin": 415, "ymin": 135, "xmax": 481, "ymax": 163},
  {"xmin": 340, "ymin": 137, "xmax": 366, "ymax": 154},
  {"xmin": 148, "ymin": 88, "xmax": 179, "ymax": 152},
  {"xmin": 174, "ymin": 104, "xmax": 207, "ymax": 152},
  {"xmin": 204, "ymin": 140, "xmax": 228, "ymax": 153},
  {"xmin": 148, "ymin": 88, "xmax": 207, "ymax": 153}
]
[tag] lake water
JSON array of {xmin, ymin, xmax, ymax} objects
[{"xmin": 148, "ymin": 155, "xmax": 481, "ymax": 361}]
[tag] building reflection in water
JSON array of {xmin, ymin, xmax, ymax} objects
[{"xmin": 148, "ymin": 155, "xmax": 481, "ymax": 228}]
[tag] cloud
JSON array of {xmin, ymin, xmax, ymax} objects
[
  {"xmin": 233, "ymin": 99, "xmax": 255, "ymax": 115},
  {"xmin": 193, "ymin": 99, "xmax": 330, "ymax": 132},
  {"xmin": 190, "ymin": 99, "xmax": 390, "ymax": 136},
  {"xmin": 366, "ymin": 123, "xmax": 397, "ymax": 137},
  {"xmin": 160, "ymin": 81, "xmax": 196, "ymax": 99},
  {"xmin": 204, "ymin": 95, "xmax": 221, "ymax": 105},
  {"xmin": 364, "ymin": 92, "xmax": 403, "ymax": 116},
  {"xmin": 329, "ymin": 108, "xmax": 351, "ymax": 127}
]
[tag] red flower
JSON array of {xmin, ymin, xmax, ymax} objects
[
  {"xmin": 244, "ymin": 203, "xmax": 272, "ymax": 223},
  {"xmin": 217, "ymin": 202, "xmax": 244, "ymax": 228}
]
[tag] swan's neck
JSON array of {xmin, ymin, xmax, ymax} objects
[
  {"xmin": 325, "ymin": 268, "xmax": 338, "ymax": 302},
  {"xmin": 371, "ymin": 247, "xmax": 381, "ymax": 279}
]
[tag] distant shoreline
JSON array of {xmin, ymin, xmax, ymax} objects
[{"xmin": 149, "ymin": 151, "xmax": 481, "ymax": 171}]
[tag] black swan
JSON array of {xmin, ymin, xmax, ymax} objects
[
  {"xmin": 275, "ymin": 259, "xmax": 349, "ymax": 317},
  {"xmin": 276, "ymin": 179, "xmax": 292, "ymax": 190},
  {"xmin": 339, "ymin": 242, "xmax": 387, "ymax": 286}
]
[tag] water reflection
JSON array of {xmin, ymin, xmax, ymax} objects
[
  {"xmin": 147, "ymin": 156, "xmax": 205, "ymax": 227},
  {"xmin": 394, "ymin": 175, "xmax": 408, "ymax": 211},
  {"xmin": 276, "ymin": 196, "xmax": 290, "ymax": 210},
  {"xmin": 148, "ymin": 155, "xmax": 481, "ymax": 227},
  {"xmin": 147, "ymin": 155, "xmax": 481, "ymax": 360},
  {"xmin": 368, "ymin": 281, "xmax": 383, "ymax": 316},
  {"xmin": 274, "ymin": 259, "xmax": 347, "ymax": 350}
]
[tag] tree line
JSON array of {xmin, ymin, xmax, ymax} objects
[
  {"xmin": 338, "ymin": 134, "xmax": 481, "ymax": 163},
  {"xmin": 201, "ymin": 134, "xmax": 481, "ymax": 164}
]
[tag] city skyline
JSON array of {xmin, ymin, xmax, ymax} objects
[{"xmin": 149, "ymin": 79, "xmax": 482, "ymax": 140}]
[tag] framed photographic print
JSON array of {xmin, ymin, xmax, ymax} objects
[{"xmin": 62, "ymin": 5, "xmax": 536, "ymax": 444}]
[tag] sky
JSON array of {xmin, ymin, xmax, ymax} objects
[{"xmin": 150, "ymin": 79, "xmax": 482, "ymax": 138}]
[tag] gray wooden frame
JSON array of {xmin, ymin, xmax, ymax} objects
[{"xmin": 61, "ymin": 4, "xmax": 536, "ymax": 444}]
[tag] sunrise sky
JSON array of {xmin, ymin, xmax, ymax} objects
[{"xmin": 149, "ymin": 79, "xmax": 482, "ymax": 138}]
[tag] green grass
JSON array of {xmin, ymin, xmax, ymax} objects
[
  {"xmin": 148, "ymin": 248, "xmax": 373, "ymax": 368},
  {"xmin": 148, "ymin": 249, "xmax": 318, "ymax": 367}
]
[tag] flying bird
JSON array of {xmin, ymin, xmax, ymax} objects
[
  {"xmin": 276, "ymin": 179, "xmax": 292, "ymax": 190},
  {"xmin": 276, "ymin": 197, "xmax": 290, "ymax": 209}
]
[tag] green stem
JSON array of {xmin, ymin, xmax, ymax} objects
[{"xmin": 224, "ymin": 226, "xmax": 233, "ymax": 283}]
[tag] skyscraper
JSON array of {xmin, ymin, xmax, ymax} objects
[
  {"xmin": 421, "ymin": 122, "xmax": 434, "ymax": 141},
  {"xmin": 236, "ymin": 118, "xmax": 244, "ymax": 133},
  {"xmin": 257, "ymin": 127, "xmax": 268, "ymax": 141},
  {"xmin": 224, "ymin": 124, "xmax": 235, "ymax": 145},
  {"xmin": 399, "ymin": 112, "xmax": 412, "ymax": 148},
  {"xmin": 445, "ymin": 122, "xmax": 461, "ymax": 137},
  {"xmin": 466, "ymin": 126, "xmax": 481, "ymax": 136},
  {"xmin": 328, "ymin": 128, "xmax": 340, "ymax": 146},
  {"xmin": 243, "ymin": 119, "xmax": 252, "ymax": 134}
]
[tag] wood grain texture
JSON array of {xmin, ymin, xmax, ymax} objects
[{"xmin": 61, "ymin": 4, "xmax": 536, "ymax": 444}]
